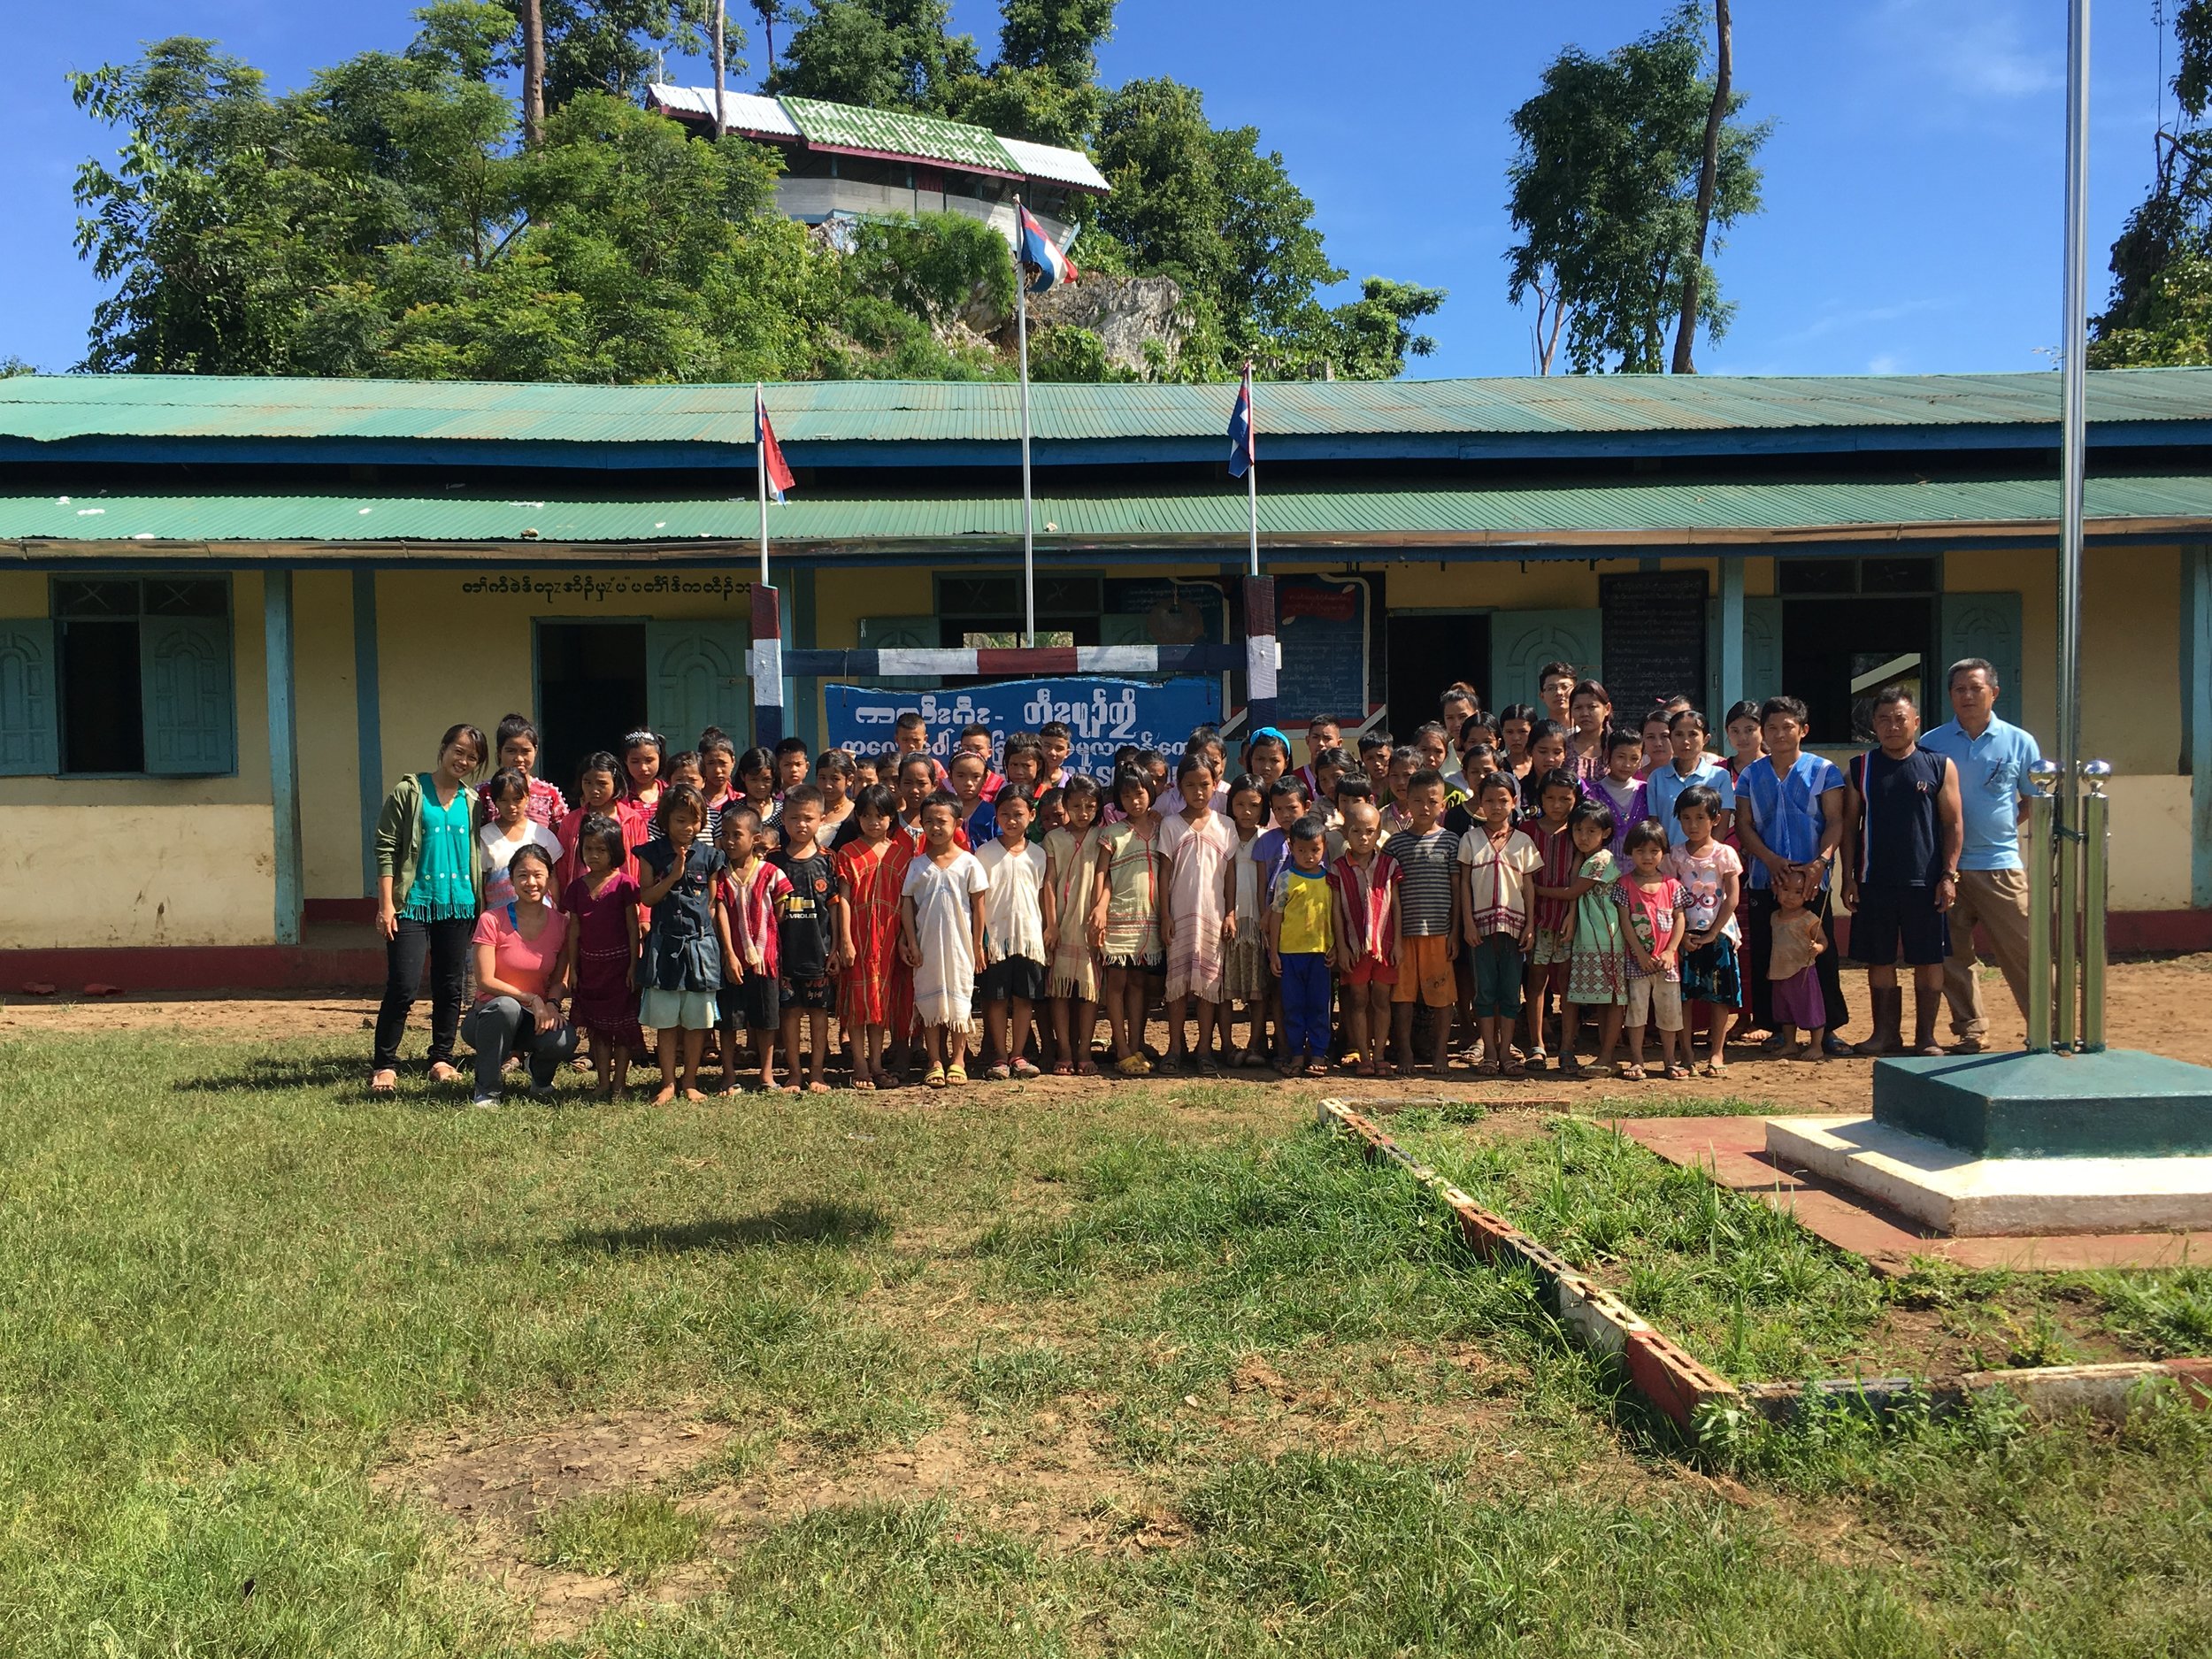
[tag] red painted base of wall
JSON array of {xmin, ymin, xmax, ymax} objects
[
  {"xmin": 304, "ymin": 899, "xmax": 380, "ymax": 926},
  {"xmin": 3, "ymin": 944, "xmax": 383, "ymax": 995},
  {"xmin": 7, "ymin": 910, "xmax": 2212, "ymax": 995}
]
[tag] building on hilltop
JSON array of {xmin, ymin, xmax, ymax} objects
[{"xmin": 646, "ymin": 86, "xmax": 1108, "ymax": 251}]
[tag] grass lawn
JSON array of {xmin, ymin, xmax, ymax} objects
[
  {"xmin": 1384, "ymin": 1107, "xmax": 2212, "ymax": 1381},
  {"xmin": 1, "ymin": 1029, "xmax": 2208, "ymax": 1655}
]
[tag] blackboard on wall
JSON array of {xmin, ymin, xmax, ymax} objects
[
  {"xmin": 1272, "ymin": 576, "xmax": 1370, "ymax": 723},
  {"xmin": 1599, "ymin": 571, "xmax": 1708, "ymax": 718}
]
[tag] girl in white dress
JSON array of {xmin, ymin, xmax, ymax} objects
[{"xmin": 900, "ymin": 795, "xmax": 989, "ymax": 1087}]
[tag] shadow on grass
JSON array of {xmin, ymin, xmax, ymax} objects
[
  {"xmin": 172, "ymin": 1053, "xmax": 371, "ymax": 1094},
  {"xmin": 564, "ymin": 1199, "xmax": 892, "ymax": 1256}
]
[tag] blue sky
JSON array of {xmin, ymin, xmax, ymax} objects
[{"xmin": 0, "ymin": 1, "xmax": 2177, "ymax": 378}]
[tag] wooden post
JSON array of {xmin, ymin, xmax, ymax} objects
[
  {"xmin": 751, "ymin": 582, "xmax": 785, "ymax": 749},
  {"xmin": 264, "ymin": 570, "xmax": 303, "ymax": 947},
  {"xmin": 520, "ymin": 0, "xmax": 546, "ymax": 149}
]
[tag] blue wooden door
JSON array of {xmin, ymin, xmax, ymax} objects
[
  {"xmin": 1939, "ymin": 592, "xmax": 2024, "ymax": 725},
  {"xmin": 0, "ymin": 620, "xmax": 58, "ymax": 776},
  {"xmin": 646, "ymin": 622, "xmax": 753, "ymax": 750},
  {"xmin": 1489, "ymin": 609, "xmax": 1601, "ymax": 708}
]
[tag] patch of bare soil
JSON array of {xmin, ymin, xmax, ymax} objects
[{"xmin": 373, "ymin": 1411, "xmax": 734, "ymax": 1642}]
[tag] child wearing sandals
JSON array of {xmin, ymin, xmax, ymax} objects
[
  {"xmin": 833, "ymin": 784, "xmax": 912, "ymax": 1091},
  {"xmin": 714, "ymin": 804, "xmax": 788, "ymax": 1093},
  {"xmin": 1459, "ymin": 772, "xmax": 1540, "ymax": 1078},
  {"xmin": 1266, "ymin": 815, "xmax": 1336, "ymax": 1077},
  {"xmin": 1090, "ymin": 767, "xmax": 1165, "ymax": 1077},
  {"xmin": 1559, "ymin": 801, "xmax": 1625, "ymax": 1077},
  {"xmin": 902, "ymin": 794, "xmax": 990, "ymax": 1088},
  {"xmin": 1668, "ymin": 784, "xmax": 1743, "ymax": 1076},
  {"xmin": 1615, "ymin": 818, "xmax": 1690, "ymax": 1080},
  {"xmin": 1158, "ymin": 751, "xmax": 1235, "ymax": 1072},
  {"xmin": 635, "ymin": 783, "xmax": 726, "ymax": 1103},
  {"xmin": 1767, "ymin": 862, "xmax": 1831, "ymax": 1060},
  {"xmin": 1043, "ymin": 776, "xmax": 1105, "ymax": 1075},
  {"xmin": 769, "ymin": 786, "xmax": 847, "ymax": 1094},
  {"xmin": 1218, "ymin": 774, "xmax": 1271, "ymax": 1066},
  {"xmin": 977, "ymin": 789, "xmax": 1052, "ymax": 1079},
  {"xmin": 1332, "ymin": 798, "xmax": 1401, "ymax": 1077}
]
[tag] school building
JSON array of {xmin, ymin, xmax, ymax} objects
[{"xmin": 4, "ymin": 369, "xmax": 2210, "ymax": 986}]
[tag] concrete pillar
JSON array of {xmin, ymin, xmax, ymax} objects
[{"xmin": 264, "ymin": 569, "xmax": 303, "ymax": 945}]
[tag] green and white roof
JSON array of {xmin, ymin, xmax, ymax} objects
[{"xmin": 646, "ymin": 85, "xmax": 1110, "ymax": 193}]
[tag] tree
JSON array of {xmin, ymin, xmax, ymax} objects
[
  {"xmin": 1504, "ymin": 4, "xmax": 1767, "ymax": 373},
  {"xmin": 1671, "ymin": 0, "xmax": 1730, "ymax": 373},
  {"xmin": 768, "ymin": 0, "xmax": 978, "ymax": 111},
  {"xmin": 70, "ymin": 35, "xmax": 826, "ymax": 380},
  {"xmin": 2098, "ymin": 2, "xmax": 2212, "ymax": 350}
]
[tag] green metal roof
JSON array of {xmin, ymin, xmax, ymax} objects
[
  {"xmin": 8, "ymin": 369, "xmax": 2212, "ymax": 450},
  {"xmin": 9, "ymin": 474, "xmax": 2210, "ymax": 553},
  {"xmin": 780, "ymin": 96, "xmax": 1019, "ymax": 177}
]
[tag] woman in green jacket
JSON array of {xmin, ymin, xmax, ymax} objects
[{"xmin": 371, "ymin": 723, "xmax": 488, "ymax": 1093}]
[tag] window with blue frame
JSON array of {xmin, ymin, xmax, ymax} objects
[{"xmin": 0, "ymin": 577, "xmax": 236, "ymax": 779}]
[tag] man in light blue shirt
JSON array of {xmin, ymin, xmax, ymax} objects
[{"xmin": 1918, "ymin": 658, "xmax": 2042, "ymax": 1048}]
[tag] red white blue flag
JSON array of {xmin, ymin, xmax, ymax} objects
[
  {"xmin": 1227, "ymin": 365, "xmax": 1255, "ymax": 479},
  {"xmin": 756, "ymin": 384, "xmax": 795, "ymax": 501},
  {"xmin": 1017, "ymin": 204, "xmax": 1078, "ymax": 293}
]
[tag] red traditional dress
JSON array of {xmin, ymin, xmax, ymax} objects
[{"xmin": 834, "ymin": 834, "xmax": 915, "ymax": 1032}]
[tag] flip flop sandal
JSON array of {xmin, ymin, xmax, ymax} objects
[
  {"xmin": 945, "ymin": 1064, "xmax": 969, "ymax": 1085},
  {"xmin": 1051, "ymin": 1061, "xmax": 1075, "ymax": 1077},
  {"xmin": 1701, "ymin": 1061, "xmax": 1728, "ymax": 1078},
  {"xmin": 1665, "ymin": 1064, "xmax": 1693, "ymax": 1081},
  {"xmin": 1011, "ymin": 1059, "xmax": 1042, "ymax": 1079},
  {"xmin": 1618, "ymin": 1064, "xmax": 1647, "ymax": 1081},
  {"xmin": 925, "ymin": 1064, "xmax": 948, "ymax": 1089},
  {"xmin": 986, "ymin": 1063, "xmax": 1012, "ymax": 1081},
  {"xmin": 1199, "ymin": 1056, "xmax": 1222, "ymax": 1078},
  {"xmin": 1077, "ymin": 1059, "xmax": 1101, "ymax": 1077}
]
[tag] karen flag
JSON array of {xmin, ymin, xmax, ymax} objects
[
  {"xmin": 1017, "ymin": 204, "xmax": 1077, "ymax": 293},
  {"xmin": 1227, "ymin": 365, "xmax": 1255, "ymax": 480},
  {"xmin": 756, "ymin": 384, "xmax": 795, "ymax": 501}
]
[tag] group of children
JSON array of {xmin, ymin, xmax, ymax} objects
[{"xmin": 451, "ymin": 662, "xmax": 1841, "ymax": 1096}]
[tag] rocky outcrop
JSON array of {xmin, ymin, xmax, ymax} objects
[{"xmin": 1020, "ymin": 273, "xmax": 1187, "ymax": 372}]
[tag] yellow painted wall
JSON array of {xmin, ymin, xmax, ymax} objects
[
  {"xmin": 0, "ymin": 572, "xmax": 276, "ymax": 946},
  {"xmin": 2106, "ymin": 774, "xmax": 2191, "ymax": 911},
  {"xmin": 367, "ymin": 568, "xmax": 757, "ymax": 787},
  {"xmin": 2085, "ymin": 544, "xmax": 2181, "ymax": 776},
  {"xmin": 0, "ymin": 804, "xmax": 277, "ymax": 949},
  {"xmin": 0, "ymin": 572, "xmax": 46, "ymax": 616},
  {"xmin": 294, "ymin": 572, "xmax": 364, "ymax": 899}
]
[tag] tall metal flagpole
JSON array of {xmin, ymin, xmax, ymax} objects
[
  {"xmin": 1015, "ymin": 199, "xmax": 1038, "ymax": 647},
  {"xmin": 2055, "ymin": 0, "xmax": 2091, "ymax": 1048},
  {"xmin": 1244, "ymin": 363, "xmax": 1258, "ymax": 578},
  {"xmin": 757, "ymin": 381, "xmax": 770, "ymax": 587}
]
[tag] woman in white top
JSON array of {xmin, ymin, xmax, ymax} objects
[{"xmin": 479, "ymin": 766, "xmax": 563, "ymax": 910}]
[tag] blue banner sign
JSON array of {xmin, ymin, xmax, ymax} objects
[{"xmin": 826, "ymin": 677, "xmax": 1224, "ymax": 777}]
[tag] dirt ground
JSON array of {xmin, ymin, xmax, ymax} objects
[{"xmin": 7, "ymin": 956, "xmax": 2210, "ymax": 1118}]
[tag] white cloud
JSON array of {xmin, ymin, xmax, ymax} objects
[
  {"xmin": 1867, "ymin": 353, "xmax": 1907, "ymax": 374},
  {"xmin": 1771, "ymin": 296, "xmax": 1955, "ymax": 347}
]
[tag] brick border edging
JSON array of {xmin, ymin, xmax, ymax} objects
[{"xmin": 1316, "ymin": 1100, "xmax": 2212, "ymax": 1441}]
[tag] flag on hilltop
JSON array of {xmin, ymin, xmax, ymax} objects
[
  {"xmin": 1227, "ymin": 365, "xmax": 1255, "ymax": 480},
  {"xmin": 756, "ymin": 384, "xmax": 795, "ymax": 501},
  {"xmin": 1017, "ymin": 204, "xmax": 1078, "ymax": 293}
]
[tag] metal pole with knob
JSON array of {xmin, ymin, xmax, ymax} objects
[
  {"xmin": 2081, "ymin": 759, "xmax": 2112, "ymax": 1052},
  {"xmin": 2026, "ymin": 760, "xmax": 2059, "ymax": 1055}
]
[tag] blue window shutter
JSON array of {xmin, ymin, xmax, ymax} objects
[
  {"xmin": 1939, "ymin": 592, "xmax": 2024, "ymax": 726},
  {"xmin": 141, "ymin": 615, "xmax": 235, "ymax": 775},
  {"xmin": 0, "ymin": 619, "xmax": 58, "ymax": 776},
  {"xmin": 1488, "ymin": 609, "xmax": 1601, "ymax": 708},
  {"xmin": 1741, "ymin": 597, "xmax": 1784, "ymax": 710},
  {"xmin": 645, "ymin": 622, "xmax": 752, "ymax": 749}
]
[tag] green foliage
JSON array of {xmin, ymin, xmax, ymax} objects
[
  {"xmin": 67, "ymin": 2, "xmax": 1442, "ymax": 385},
  {"xmin": 770, "ymin": 0, "xmax": 979, "ymax": 111},
  {"xmin": 529, "ymin": 1491, "xmax": 710, "ymax": 1578},
  {"xmin": 2101, "ymin": 4, "xmax": 2212, "ymax": 347},
  {"xmin": 844, "ymin": 211, "xmax": 1015, "ymax": 329},
  {"xmin": 1506, "ymin": 3, "xmax": 1768, "ymax": 373},
  {"xmin": 70, "ymin": 36, "xmax": 831, "ymax": 380}
]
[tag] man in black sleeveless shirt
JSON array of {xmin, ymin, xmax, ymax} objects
[{"xmin": 1841, "ymin": 686, "xmax": 1963, "ymax": 1056}]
